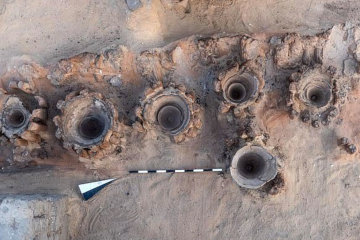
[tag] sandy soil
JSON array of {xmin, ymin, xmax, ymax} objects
[
  {"xmin": 0, "ymin": 1, "xmax": 360, "ymax": 240},
  {"xmin": 1, "ymin": 0, "xmax": 360, "ymax": 65}
]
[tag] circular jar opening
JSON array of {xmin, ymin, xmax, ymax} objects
[
  {"xmin": 306, "ymin": 86, "xmax": 331, "ymax": 108},
  {"xmin": 148, "ymin": 93, "xmax": 191, "ymax": 135},
  {"xmin": 157, "ymin": 104, "xmax": 184, "ymax": 132},
  {"xmin": 237, "ymin": 152, "xmax": 266, "ymax": 179},
  {"xmin": 227, "ymin": 82, "xmax": 246, "ymax": 103},
  {"xmin": 230, "ymin": 145, "xmax": 277, "ymax": 189},
  {"xmin": 78, "ymin": 114, "xmax": 107, "ymax": 140},
  {"xmin": 224, "ymin": 73, "xmax": 258, "ymax": 104},
  {"xmin": 5, "ymin": 108, "xmax": 27, "ymax": 129}
]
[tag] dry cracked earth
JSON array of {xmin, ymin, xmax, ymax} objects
[{"xmin": 0, "ymin": 1, "xmax": 360, "ymax": 240}]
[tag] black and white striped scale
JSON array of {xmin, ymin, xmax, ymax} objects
[
  {"xmin": 79, "ymin": 168, "xmax": 224, "ymax": 200},
  {"xmin": 129, "ymin": 168, "xmax": 223, "ymax": 174}
]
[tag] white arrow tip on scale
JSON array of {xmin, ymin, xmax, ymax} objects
[{"xmin": 79, "ymin": 178, "xmax": 116, "ymax": 200}]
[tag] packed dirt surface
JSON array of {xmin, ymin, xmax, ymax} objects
[
  {"xmin": 0, "ymin": 1, "xmax": 360, "ymax": 240},
  {"xmin": 1, "ymin": 0, "xmax": 360, "ymax": 65}
]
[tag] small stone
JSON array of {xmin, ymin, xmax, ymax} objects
[
  {"xmin": 109, "ymin": 76, "xmax": 122, "ymax": 87},
  {"xmin": 31, "ymin": 109, "xmax": 47, "ymax": 121},
  {"xmin": 110, "ymin": 135, "xmax": 121, "ymax": 145},
  {"xmin": 219, "ymin": 103, "xmax": 231, "ymax": 114},
  {"xmin": 28, "ymin": 122, "xmax": 47, "ymax": 132},
  {"xmin": 125, "ymin": 0, "xmax": 142, "ymax": 11},
  {"xmin": 346, "ymin": 144, "xmax": 357, "ymax": 154},
  {"xmin": 327, "ymin": 66, "xmax": 337, "ymax": 75},
  {"xmin": 193, "ymin": 117, "xmax": 202, "ymax": 129},
  {"xmin": 174, "ymin": 133, "xmax": 185, "ymax": 143},
  {"xmin": 89, "ymin": 145, "xmax": 100, "ymax": 153},
  {"xmin": 186, "ymin": 127, "xmax": 198, "ymax": 138},
  {"xmin": 177, "ymin": 85, "xmax": 186, "ymax": 92},
  {"xmin": 301, "ymin": 111, "xmax": 310, "ymax": 123},
  {"xmin": 100, "ymin": 141, "xmax": 112, "ymax": 150},
  {"xmin": 17, "ymin": 81, "xmax": 33, "ymax": 94},
  {"xmin": 321, "ymin": 116, "xmax": 330, "ymax": 126},
  {"xmin": 214, "ymin": 81, "xmax": 221, "ymax": 92},
  {"xmin": 103, "ymin": 130, "xmax": 113, "ymax": 142},
  {"xmin": 35, "ymin": 96, "xmax": 48, "ymax": 108},
  {"xmin": 270, "ymin": 36, "xmax": 282, "ymax": 45},
  {"xmin": 339, "ymin": 137, "xmax": 349, "ymax": 146},
  {"xmin": 113, "ymin": 146, "xmax": 121, "ymax": 155},
  {"xmin": 312, "ymin": 120, "xmax": 320, "ymax": 128},
  {"xmin": 80, "ymin": 150, "xmax": 90, "ymax": 159},
  {"xmin": 328, "ymin": 108, "xmax": 338, "ymax": 118},
  {"xmin": 8, "ymin": 80, "xmax": 18, "ymax": 89}
]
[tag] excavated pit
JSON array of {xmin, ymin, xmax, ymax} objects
[
  {"xmin": 304, "ymin": 82, "xmax": 332, "ymax": 108},
  {"xmin": 216, "ymin": 63, "xmax": 265, "ymax": 115},
  {"xmin": 151, "ymin": 95, "xmax": 190, "ymax": 135},
  {"xmin": 1, "ymin": 100, "xmax": 30, "ymax": 137},
  {"xmin": 287, "ymin": 66, "xmax": 341, "ymax": 127},
  {"xmin": 157, "ymin": 104, "xmax": 185, "ymax": 133},
  {"xmin": 231, "ymin": 145, "xmax": 277, "ymax": 189},
  {"xmin": 53, "ymin": 90, "xmax": 125, "ymax": 159},
  {"xmin": 223, "ymin": 73, "xmax": 259, "ymax": 105},
  {"xmin": 56, "ymin": 99, "xmax": 112, "ymax": 148},
  {"xmin": 237, "ymin": 152, "xmax": 266, "ymax": 179},
  {"xmin": 5, "ymin": 108, "xmax": 27, "ymax": 129},
  {"xmin": 78, "ymin": 115, "xmax": 107, "ymax": 141},
  {"xmin": 139, "ymin": 85, "xmax": 200, "ymax": 142},
  {"xmin": 55, "ymin": 96, "xmax": 113, "ymax": 148}
]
